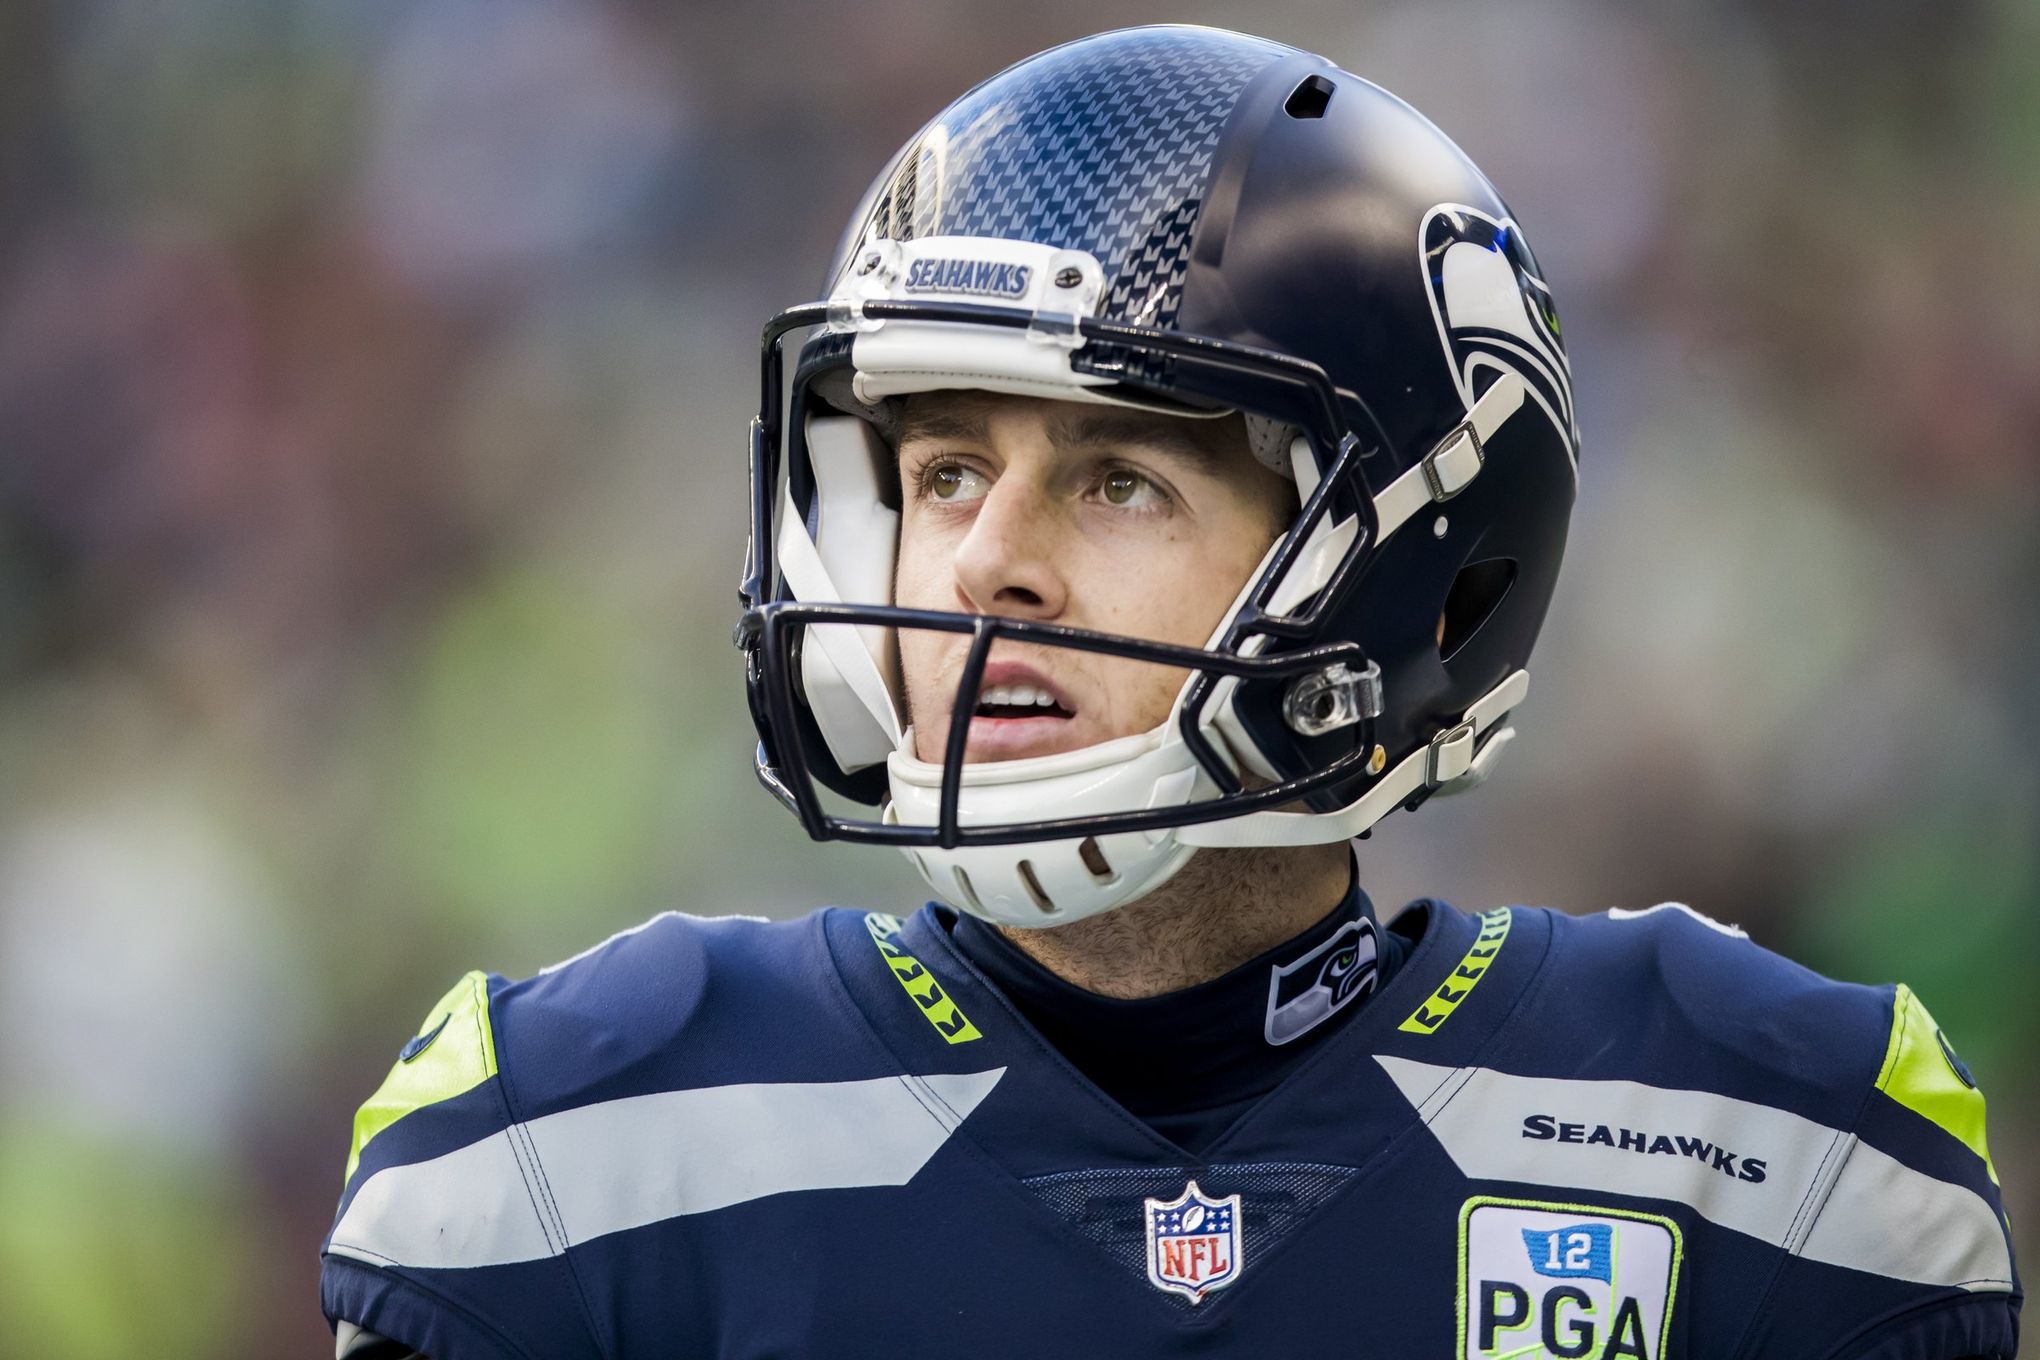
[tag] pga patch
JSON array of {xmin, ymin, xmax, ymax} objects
[
  {"xmin": 1458, "ymin": 1198, "xmax": 1681, "ymax": 1359},
  {"xmin": 1144, "ymin": 1180, "xmax": 1242, "ymax": 1302}
]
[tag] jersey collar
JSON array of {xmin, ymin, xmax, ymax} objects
[
  {"xmin": 940, "ymin": 883, "xmax": 1387, "ymax": 1144},
  {"xmin": 826, "ymin": 894, "xmax": 1553, "ymax": 1178}
]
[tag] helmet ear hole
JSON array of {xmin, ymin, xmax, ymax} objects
[{"xmin": 1439, "ymin": 558, "xmax": 1517, "ymax": 661}]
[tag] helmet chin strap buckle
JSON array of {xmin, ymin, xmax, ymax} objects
[
  {"xmin": 1421, "ymin": 425, "xmax": 1485, "ymax": 502},
  {"xmin": 1431, "ymin": 722, "xmax": 1515, "ymax": 795},
  {"xmin": 1372, "ymin": 371, "xmax": 1527, "ymax": 543},
  {"xmin": 1426, "ymin": 719, "xmax": 1478, "ymax": 784},
  {"xmin": 1180, "ymin": 669, "xmax": 1530, "ymax": 850}
]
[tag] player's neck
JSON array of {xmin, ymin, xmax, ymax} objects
[{"xmin": 992, "ymin": 843, "xmax": 1353, "ymax": 999}]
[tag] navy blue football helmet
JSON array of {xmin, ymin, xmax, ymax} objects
[{"xmin": 737, "ymin": 25, "xmax": 1578, "ymax": 925}]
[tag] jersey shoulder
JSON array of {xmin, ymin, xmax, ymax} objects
[
  {"xmin": 486, "ymin": 907, "xmax": 863, "ymax": 1116},
  {"xmin": 320, "ymin": 908, "xmax": 862, "ymax": 1360},
  {"xmin": 1537, "ymin": 901, "xmax": 1894, "ymax": 1115},
  {"xmin": 1526, "ymin": 902, "xmax": 2019, "ymax": 1355}
]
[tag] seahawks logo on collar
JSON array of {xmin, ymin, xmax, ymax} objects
[{"xmin": 1264, "ymin": 918, "xmax": 1379, "ymax": 1046}]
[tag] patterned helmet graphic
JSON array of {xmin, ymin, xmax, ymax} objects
[{"xmin": 831, "ymin": 28, "xmax": 1293, "ymax": 331}]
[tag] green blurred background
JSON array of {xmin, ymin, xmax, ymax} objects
[{"xmin": 0, "ymin": 0, "xmax": 2033, "ymax": 1353}]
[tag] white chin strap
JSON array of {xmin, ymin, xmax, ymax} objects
[{"xmin": 886, "ymin": 668, "xmax": 1527, "ymax": 928}]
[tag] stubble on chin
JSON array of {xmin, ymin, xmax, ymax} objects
[{"xmin": 992, "ymin": 841, "xmax": 1352, "ymax": 999}]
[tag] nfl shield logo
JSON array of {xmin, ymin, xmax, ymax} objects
[{"xmin": 1144, "ymin": 1180, "xmax": 1244, "ymax": 1302}]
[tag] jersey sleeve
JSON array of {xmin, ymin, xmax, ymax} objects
[
  {"xmin": 1743, "ymin": 985, "xmax": 2021, "ymax": 1360},
  {"xmin": 319, "ymin": 971, "xmax": 603, "ymax": 1360}
]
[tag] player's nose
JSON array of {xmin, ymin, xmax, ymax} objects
[{"xmin": 950, "ymin": 476, "xmax": 1068, "ymax": 619}]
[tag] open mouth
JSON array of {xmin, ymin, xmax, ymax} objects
[
  {"xmin": 973, "ymin": 682, "xmax": 1075, "ymax": 722},
  {"xmin": 945, "ymin": 663, "xmax": 1086, "ymax": 761}
]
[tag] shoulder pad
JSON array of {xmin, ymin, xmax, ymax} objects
[
  {"xmin": 321, "ymin": 911, "xmax": 808, "ymax": 1358},
  {"xmin": 1873, "ymin": 983, "xmax": 1996, "ymax": 1181},
  {"xmin": 319, "ymin": 907, "xmax": 987, "ymax": 1357},
  {"xmin": 1555, "ymin": 907, "xmax": 2017, "ymax": 1303},
  {"xmin": 484, "ymin": 909, "xmax": 855, "ymax": 1118},
  {"xmin": 1534, "ymin": 902, "xmax": 1894, "ymax": 1119}
]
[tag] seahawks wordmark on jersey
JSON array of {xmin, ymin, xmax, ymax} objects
[{"xmin": 323, "ymin": 901, "xmax": 2018, "ymax": 1359}]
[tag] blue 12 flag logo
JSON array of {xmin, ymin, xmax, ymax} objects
[
  {"xmin": 1524, "ymin": 1222, "xmax": 1614, "ymax": 1281},
  {"xmin": 1144, "ymin": 1181, "xmax": 1243, "ymax": 1302},
  {"xmin": 1460, "ymin": 1199, "xmax": 1682, "ymax": 1359}
]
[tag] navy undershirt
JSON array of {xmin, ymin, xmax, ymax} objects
[{"xmin": 945, "ymin": 878, "xmax": 1411, "ymax": 1156}]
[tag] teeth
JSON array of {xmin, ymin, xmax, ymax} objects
[{"xmin": 979, "ymin": 683, "xmax": 1059, "ymax": 710}]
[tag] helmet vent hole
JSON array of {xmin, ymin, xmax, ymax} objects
[
  {"xmin": 1077, "ymin": 837, "xmax": 1117, "ymax": 885},
  {"xmin": 952, "ymin": 868, "xmax": 982, "ymax": 913},
  {"xmin": 1439, "ymin": 557, "xmax": 1517, "ymax": 661},
  {"xmin": 1016, "ymin": 860, "xmax": 1058, "ymax": 915},
  {"xmin": 1284, "ymin": 75, "xmax": 1335, "ymax": 120}
]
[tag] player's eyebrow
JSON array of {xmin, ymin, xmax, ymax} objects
[
  {"xmin": 892, "ymin": 404, "xmax": 992, "ymax": 450},
  {"xmin": 892, "ymin": 401, "xmax": 1237, "ymax": 473},
  {"xmin": 1045, "ymin": 410, "xmax": 1232, "ymax": 473}
]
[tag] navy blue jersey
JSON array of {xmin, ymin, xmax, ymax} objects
[{"xmin": 321, "ymin": 900, "xmax": 2019, "ymax": 1359}]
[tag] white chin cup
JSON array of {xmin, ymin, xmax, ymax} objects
[{"xmin": 884, "ymin": 724, "xmax": 1216, "ymax": 928}]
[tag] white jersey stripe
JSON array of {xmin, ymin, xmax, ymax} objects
[
  {"xmin": 1799, "ymin": 1134, "xmax": 2017, "ymax": 1290},
  {"xmin": 328, "ymin": 1069, "xmax": 1006, "ymax": 1271},
  {"xmin": 1377, "ymin": 1056, "xmax": 2011, "ymax": 1291}
]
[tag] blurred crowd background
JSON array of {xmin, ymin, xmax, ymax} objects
[{"xmin": 0, "ymin": 0, "xmax": 2034, "ymax": 1353}]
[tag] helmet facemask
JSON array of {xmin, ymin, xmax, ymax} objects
[
  {"xmin": 737, "ymin": 28, "xmax": 1571, "ymax": 926},
  {"xmin": 741, "ymin": 263, "xmax": 1523, "ymax": 925}
]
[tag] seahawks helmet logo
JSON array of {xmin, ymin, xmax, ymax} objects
[{"xmin": 1421, "ymin": 204, "xmax": 1580, "ymax": 464}]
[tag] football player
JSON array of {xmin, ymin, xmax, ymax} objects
[{"xmin": 323, "ymin": 26, "xmax": 2020, "ymax": 1359}]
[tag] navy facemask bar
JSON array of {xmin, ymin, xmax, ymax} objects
[{"xmin": 738, "ymin": 296, "xmax": 1389, "ymax": 849}]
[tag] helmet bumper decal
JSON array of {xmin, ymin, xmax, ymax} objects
[{"xmin": 836, "ymin": 236, "xmax": 1121, "ymax": 410}]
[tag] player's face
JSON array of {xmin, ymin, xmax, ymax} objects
[{"xmin": 893, "ymin": 391, "xmax": 1292, "ymax": 763}]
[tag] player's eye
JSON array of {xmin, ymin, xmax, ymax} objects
[
  {"xmin": 1097, "ymin": 466, "xmax": 1166, "ymax": 510},
  {"xmin": 920, "ymin": 461, "xmax": 989, "ymax": 504}
]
